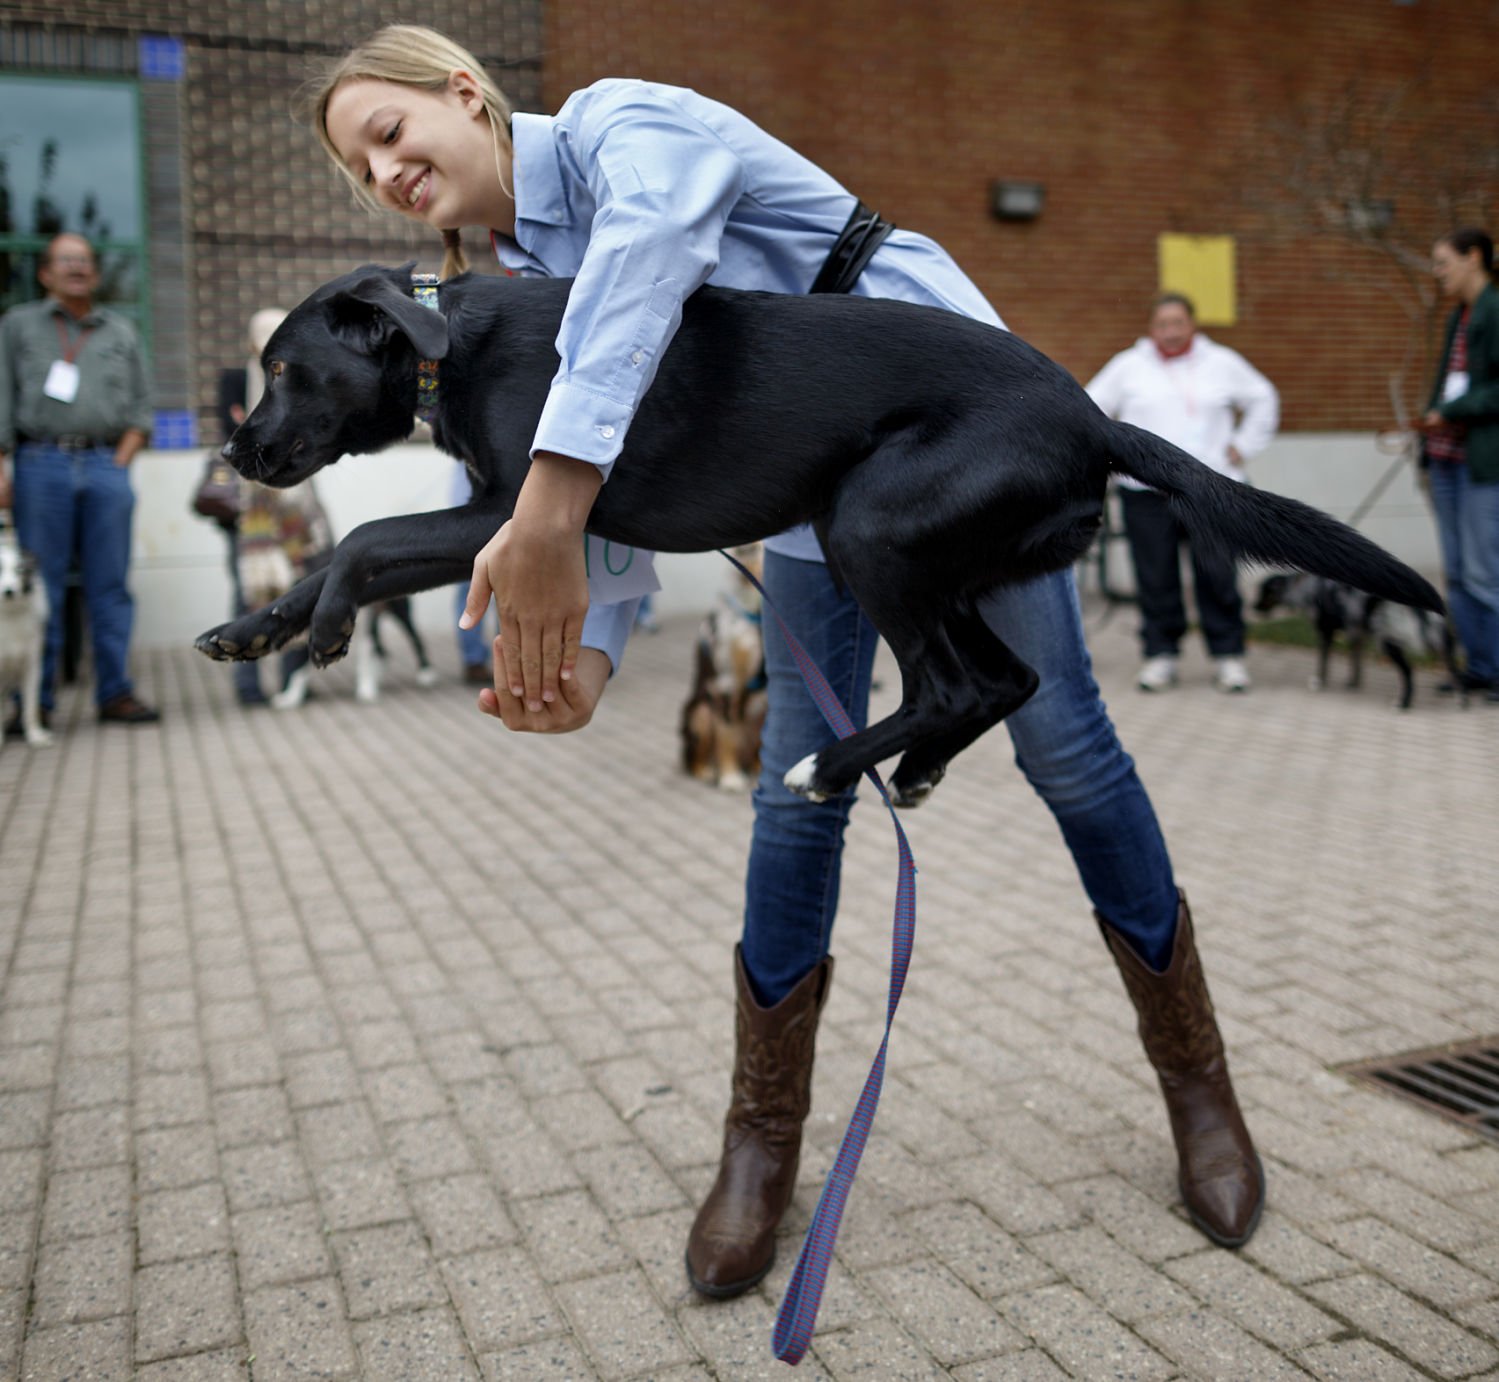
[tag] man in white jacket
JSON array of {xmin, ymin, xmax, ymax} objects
[{"xmin": 1087, "ymin": 293, "xmax": 1280, "ymax": 691}]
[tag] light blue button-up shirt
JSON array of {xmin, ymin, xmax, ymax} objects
[{"xmin": 497, "ymin": 78, "xmax": 1005, "ymax": 664}]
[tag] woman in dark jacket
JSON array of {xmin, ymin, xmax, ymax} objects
[{"xmin": 1423, "ymin": 227, "xmax": 1499, "ymax": 693}]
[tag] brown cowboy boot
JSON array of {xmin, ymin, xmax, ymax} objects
[
  {"xmin": 1098, "ymin": 893, "xmax": 1265, "ymax": 1247},
  {"xmin": 686, "ymin": 945, "xmax": 834, "ymax": 1298}
]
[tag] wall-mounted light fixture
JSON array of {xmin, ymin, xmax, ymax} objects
[{"xmin": 991, "ymin": 180, "xmax": 1046, "ymax": 222}]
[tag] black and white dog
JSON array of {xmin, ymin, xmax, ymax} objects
[
  {"xmin": 1255, "ymin": 571, "xmax": 1459, "ymax": 710},
  {"xmin": 198, "ymin": 264, "xmax": 1442, "ymax": 806},
  {"xmin": 0, "ymin": 526, "xmax": 52, "ymax": 749}
]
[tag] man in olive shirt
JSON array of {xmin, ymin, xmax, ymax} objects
[{"xmin": 0, "ymin": 232, "xmax": 159, "ymax": 728}]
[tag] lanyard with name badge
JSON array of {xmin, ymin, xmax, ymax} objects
[{"xmin": 43, "ymin": 315, "xmax": 94, "ymax": 404}]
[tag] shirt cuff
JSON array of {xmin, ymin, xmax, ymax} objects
[
  {"xmin": 581, "ymin": 597, "xmax": 641, "ymax": 675},
  {"xmin": 533, "ymin": 380, "xmax": 633, "ymax": 482}
]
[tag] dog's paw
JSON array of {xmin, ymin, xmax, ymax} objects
[
  {"xmin": 415, "ymin": 665, "xmax": 441, "ymax": 689},
  {"xmin": 891, "ymin": 779, "xmax": 936, "ymax": 810},
  {"xmin": 25, "ymin": 727, "xmax": 54, "ymax": 749},
  {"xmin": 716, "ymin": 768, "xmax": 749, "ymax": 793},
  {"xmin": 783, "ymin": 753, "xmax": 830, "ymax": 803},
  {"xmin": 308, "ymin": 607, "xmax": 357, "ymax": 669},
  {"xmin": 196, "ymin": 613, "xmax": 289, "ymax": 662},
  {"xmin": 891, "ymin": 763, "xmax": 945, "ymax": 810}
]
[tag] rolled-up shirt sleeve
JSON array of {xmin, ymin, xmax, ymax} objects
[
  {"xmin": 580, "ymin": 597, "xmax": 642, "ymax": 674},
  {"xmin": 531, "ymin": 89, "xmax": 747, "ymax": 478}
]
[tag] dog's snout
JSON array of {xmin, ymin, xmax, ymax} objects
[{"xmin": 220, "ymin": 438, "xmax": 237, "ymax": 462}]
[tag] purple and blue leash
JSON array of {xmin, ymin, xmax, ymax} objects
[{"xmin": 719, "ymin": 550, "xmax": 918, "ymax": 1367}]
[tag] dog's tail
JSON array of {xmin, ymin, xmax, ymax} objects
[{"xmin": 1106, "ymin": 422, "xmax": 1443, "ymax": 613}]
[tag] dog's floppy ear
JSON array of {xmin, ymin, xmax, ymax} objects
[{"xmin": 329, "ymin": 264, "xmax": 450, "ymax": 361}]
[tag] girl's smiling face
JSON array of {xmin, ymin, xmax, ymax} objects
[{"xmin": 324, "ymin": 73, "xmax": 506, "ymax": 230}]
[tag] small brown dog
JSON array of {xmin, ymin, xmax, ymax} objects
[{"xmin": 682, "ymin": 544, "xmax": 768, "ymax": 791}]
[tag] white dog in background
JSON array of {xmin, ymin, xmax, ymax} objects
[
  {"xmin": 272, "ymin": 595, "xmax": 441, "ymax": 709},
  {"xmin": 0, "ymin": 526, "xmax": 53, "ymax": 749}
]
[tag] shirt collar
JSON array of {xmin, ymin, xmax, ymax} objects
[
  {"xmin": 509, "ymin": 111, "xmax": 569, "ymax": 230},
  {"xmin": 48, "ymin": 298, "xmax": 102, "ymax": 328}
]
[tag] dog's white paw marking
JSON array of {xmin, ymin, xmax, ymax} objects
[
  {"xmin": 416, "ymin": 666, "xmax": 441, "ymax": 689},
  {"xmin": 717, "ymin": 769, "xmax": 748, "ymax": 793},
  {"xmin": 784, "ymin": 753, "xmax": 827, "ymax": 802},
  {"xmin": 26, "ymin": 728, "xmax": 54, "ymax": 748},
  {"xmin": 893, "ymin": 781, "xmax": 934, "ymax": 810}
]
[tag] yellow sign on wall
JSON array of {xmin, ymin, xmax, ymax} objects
[{"xmin": 1158, "ymin": 234, "xmax": 1237, "ymax": 326}]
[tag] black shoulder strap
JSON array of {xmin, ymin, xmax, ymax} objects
[{"xmin": 809, "ymin": 200, "xmax": 895, "ymax": 295}]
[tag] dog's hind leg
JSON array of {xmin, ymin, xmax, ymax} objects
[
  {"xmin": 389, "ymin": 596, "xmax": 440, "ymax": 687},
  {"xmin": 888, "ymin": 605, "xmax": 1039, "ymax": 808},
  {"xmin": 353, "ymin": 614, "xmax": 381, "ymax": 704},
  {"xmin": 781, "ymin": 567, "xmax": 998, "ymax": 804},
  {"xmin": 1383, "ymin": 639, "xmax": 1414, "ymax": 710}
]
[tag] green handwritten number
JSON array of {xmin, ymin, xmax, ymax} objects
[{"xmin": 581, "ymin": 536, "xmax": 635, "ymax": 579}]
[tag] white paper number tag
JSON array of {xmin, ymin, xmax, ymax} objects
[
  {"xmin": 1442, "ymin": 370, "xmax": 1470, "ymax": 404},
  {"xmin": 43, "ymin": 359, "xmax": 81, "ymax": 403},
  {"xmin": 583, "ymin": 534, "xmax": 658, "ymax": 603}
]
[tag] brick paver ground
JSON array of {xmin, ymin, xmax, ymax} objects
[{"xmin": 2, "ymin": 593, "xmax": 1497, "ymax": 1380}]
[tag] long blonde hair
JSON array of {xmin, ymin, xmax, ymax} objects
[{"xmin": 307, "ymin": 25, "xmax": 514, "ymax": 279}]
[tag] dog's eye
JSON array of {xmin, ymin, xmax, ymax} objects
[{"xmin": 268, "ymin": 360, "xmax": 285, "ymax": 379}]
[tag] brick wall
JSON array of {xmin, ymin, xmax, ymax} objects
[
  {"xmin": 2, "ymin": 1, "xmax": 1494, "ymax": 435},
  {"xmin": 0, "ymin": 2, "xmax": 542, "ymax": 441},
  {"xmin": 544, "ymin": 0, "xmax": 1498, "ymax": 431}
]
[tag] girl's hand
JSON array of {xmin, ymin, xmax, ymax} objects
[
  {"xmin": 478, "ymin": 645, "xmax": 611, "ymax": 733},
  {"xmin": 462, "ymin": 453, "xmax": 602, "ymax": 710}
]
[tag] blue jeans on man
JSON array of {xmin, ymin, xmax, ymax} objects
[
  {"xmin": 1427, "ymin": 461, "xmax": 1499, "ymax": 683},
  {"xmin": 12, "ymin": 443, "xmax": 139, "ymax": 711},
  {"xmin": 742, "ymin": 552, "xmax": 1180, "ymax": 1005}
]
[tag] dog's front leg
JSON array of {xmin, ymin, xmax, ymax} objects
[
  {"xmin": 305, "ymin": 506, "xmax": 511, "ymax": 667},
  {"xmin": 195, "ymin": 569, "xmax": 331, "ymax": 662}
]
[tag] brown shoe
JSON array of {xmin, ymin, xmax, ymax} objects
[
  {"xmin": 1098, "ymin": 893, "xmax": 1264, "ymax": 1247},
  {"xmin": 98, "ymin": 693, "xmax": 160, "ymax": 724},
  {"xmin": 686, "ymin": 946, "xmax": 834, "ymax": 1298}
]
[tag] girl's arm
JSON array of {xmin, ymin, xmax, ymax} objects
[{"xmin": 468, "ymin": 84, "xmax": 747, "ymax": 714}]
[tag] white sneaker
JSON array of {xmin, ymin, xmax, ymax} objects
[
  {"xmin": 1214, "ymin": 656, "xmax": 1251, "ymax": 693},
  {"xmin": 1137, "ymin": 655, "xmax": 1179, "ymax": 692}
]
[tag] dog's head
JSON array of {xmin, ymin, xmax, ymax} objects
[
  {"xmin": 221, "ymin": 263, "xmax": 451, "ymax": 488},
  {"xmin": 0, "ymin": 531, "xmax": 38, "ymax": 604}
]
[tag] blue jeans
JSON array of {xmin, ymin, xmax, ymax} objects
[
  {"xmin": 12, "ymin": 443, "xmax": 138, "ymax": 709},
  {"xmin": 743, "ymin": 552, "xmax": 1179, "ymax": 1004},
  {"xmin": 1427, "ymin": 462, "xmax": 1499, "ymax": 682},
  {"xmin": 455, "ymin": 583, "xmax": 493, "ymax": 667}
]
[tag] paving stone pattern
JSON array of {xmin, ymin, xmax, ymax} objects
[{"xmin": 1, "ymin": 601, "xmax": 1497, "ymax": 1380}]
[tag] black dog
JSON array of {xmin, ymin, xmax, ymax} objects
[
  {"xmin": 198, "ymin": 264, "xmax": 1442, "ymax": 806},
  {"xmin": 1255, "ymin": 572, "xmax": 1458, "ymax": 710}
]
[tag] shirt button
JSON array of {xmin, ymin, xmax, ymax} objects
[
  {"xmin": 630, "ymin": 350, "xmax": 643, "ymax": 366},
  {"xmin": 599, "ymin": 424, "xmax": 616, "ymax": 439}
]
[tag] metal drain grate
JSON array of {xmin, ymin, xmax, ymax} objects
[{"xmin": 1343, "ymin": 1039, "xmax": 1499, "ymax": 1143}]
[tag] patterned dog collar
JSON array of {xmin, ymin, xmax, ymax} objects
[{"xmin": 411, "ymin": 272, "xmax": 441, "ymax": 425}]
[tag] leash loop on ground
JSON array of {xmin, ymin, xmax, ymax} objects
[{"xmin": 719, "ymin": 550, "xmax": 917, "ymax": 1366}]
